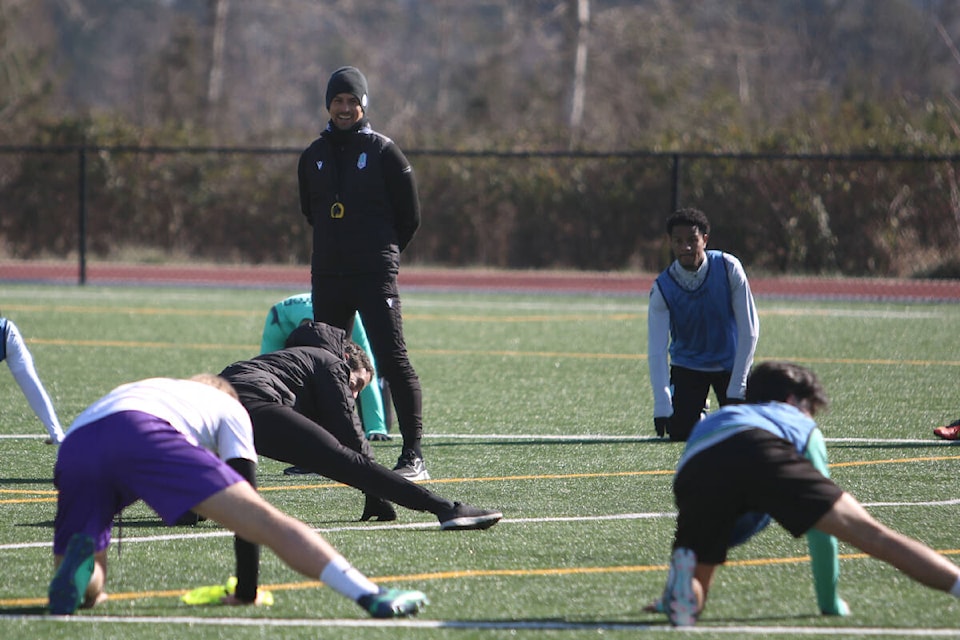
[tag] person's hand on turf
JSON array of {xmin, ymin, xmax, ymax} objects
[
  {"xmin": 654, "ymin": 417, "xmax": 671, "ymax": 438},
  {"xmin": 643, "ymin": 596, "xmax": 666, "ymax": 613},
  {"xmin": 221, "ymin": 590, "xmax": 270, "ymax": 606}
]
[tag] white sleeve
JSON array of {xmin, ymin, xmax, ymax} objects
[
  {"xmin": 4, "ymin": 321, "xmax": 65, "ymax": 443},
  {"xmin": 216, "ymin": 400, "xmax": 259, "ymax": 463},
  {"xmin": 647, "ymin": 284, "xmax": 674, "ymax": 418},
  {"xmin": 724, "ymin": 255, "xmax": 760, "ymax": 400}
]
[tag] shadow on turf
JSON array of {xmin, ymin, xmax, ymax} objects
[
  {"xmin": 420, "ymin": 437, "xmax": 675, "ymax": 448},
  {"xmin": 0, "ymin": 477, "xmax": 54, "ymax": 485},
  {"xmin": 430, "ymin": 612, "xmax": 823, "ymax": 631},
  {"xmin": 0, "ymin": 606, "xmax": 48, "ymax": 616},
  {"xmin": 19, "ymin": 514, "xmax": 390, "ymax": 530},
  {"xmin": 830, "ymin": 441, "xmax": 960, "ymax": 450}
]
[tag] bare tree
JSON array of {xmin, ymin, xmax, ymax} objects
[
  {"xmin": 568, "ymin": 0, "xmax": 589, "ymax": 149},
  {"xmin": 206, "ymin": 0, "xmax": 228, "ymax": 115}
]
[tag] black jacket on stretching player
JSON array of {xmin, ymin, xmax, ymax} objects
[{"xmin": 218, "ymin": 321, "xmax": 502, "ymax": 534}]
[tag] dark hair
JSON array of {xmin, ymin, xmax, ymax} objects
[
  {"xmin": 745, "ymin": 361, "xmax": 829, "ymax": 415},
  {"xmin": 666, "ymin": 208, "xmax": 710, "ymax": 236},
  {"xmin": 344, "ymin": 340, "xmax": 374, "ymax": 377}
]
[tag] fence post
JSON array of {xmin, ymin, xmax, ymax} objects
[
  {"xmin": 78, "ymin": 146, "xmax": 87, "ymax": 285},
  {"xmin": 670, "ymin": 153, "xmax": 681, "ymax": 213}
]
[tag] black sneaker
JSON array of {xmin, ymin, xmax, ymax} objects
[
  {"xmin": 367, "ymin": 432, "xmax": 392, "ymax": 441},
  {"xmin": 174, "ymin": 511, "xmax": 207, "ymax": 526},
  {"xmin": 283, "ymin": 466, "xmax": 319, "ymax": 476},
  {"xmin": 360, "ymin": 495, "xmax": 397, "ymax": 522},
  {"xmin": 393, "ymin": 451, "xmax": 430, "ymax": 481},
  {"xmin": 438, "ymin": 502, "xmax": 503, "ymax": 530}
]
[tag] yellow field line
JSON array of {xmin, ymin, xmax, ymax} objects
[
  {"xmin": 6, "ymin": 549, "xmax": 960, "ymax": 609},
  {"xmin": 22, "ymin": 337, "xmax": 960, "ymax": 367},
  {"xmin": 31, "ymin": 338, "xmax": 242, "ymax": 351},
  {"xmin": 4, "ymin": 456, "xmax": 960, "ymax": 505}
]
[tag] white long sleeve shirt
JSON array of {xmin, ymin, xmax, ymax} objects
[{"xmin": 1, "ymin": 318, "xmax": 65, "ymax": 443}]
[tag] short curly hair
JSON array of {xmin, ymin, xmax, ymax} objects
[
  {"xmin": 666, "ymin": 208, "xmax": 710, "ymax": 236},
  {"xmin": 745, "ymin": 361, "xmax": 829, "ymax": 416},
  {"xmin": 344, "ymin": 340, "xmax": 374, "ymax": 377}
]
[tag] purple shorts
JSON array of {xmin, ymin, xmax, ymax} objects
[{"xmin": 53, "ymin": 410, "xmax": 244, "ymax": 555}]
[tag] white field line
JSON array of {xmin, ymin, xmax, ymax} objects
[
  {"xmin": 2, "ymin": 501, "xmax": 957, "ymax": 553},
  {"xmin": 2, "ymin": 432, "xmax": 956, "ymax": 552},
  {"xmin": 4, "ymin": 432, "xmax": 958, "ymax": 445},
  {"xmin": 2, "ymin": 614, "xmax": 960, "ymax": 636}
]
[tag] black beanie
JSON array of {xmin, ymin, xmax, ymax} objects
[{"xmin": 325, "ymin": 66, "xmax": 369, "ymax": 111}]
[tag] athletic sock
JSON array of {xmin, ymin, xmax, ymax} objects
[{"xmin": 320, "ymin": 555, "xmax": 379, "ymax": 601}]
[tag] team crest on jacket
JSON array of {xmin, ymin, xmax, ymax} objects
[
  {"xmin": 316, "ymin": 160, "xmax": 323, "ymax": 171},
  {"xmin": 357, "ymin": 153, "xmax": 367, "ymax": 170}
]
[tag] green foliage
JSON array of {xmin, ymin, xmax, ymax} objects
[{"xmin": 4, "ymin": 1, "xmax": 960, "ymax": 275}]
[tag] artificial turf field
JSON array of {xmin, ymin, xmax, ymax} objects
[{"xmin": 1, "ymin": 282, "xmax": 959, "ymax": 639}]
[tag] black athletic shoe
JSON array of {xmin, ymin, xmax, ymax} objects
[
  {"xmin": 393, "ymin": 451, "xmax": 430, "ymax": 481},
  {"xmin": 283, "ymin": 466, "xmax": 319, "ymax": 476},
  {"xmin": 174, "ymin": 511, "xmax": 207, "ymax": 526},
  {"xmin": 360, "ymin": 496, "xmax": 397, "ymax": 522},
  {"xmin": 438, "ymin": 502, "xmax": 503, "ymax": 531}
]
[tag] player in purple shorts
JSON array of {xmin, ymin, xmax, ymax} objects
[{"xmin": 49, "ymin": 374, "xmax": 428, "ymax": 618}]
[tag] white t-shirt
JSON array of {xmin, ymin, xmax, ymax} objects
[{"xmin": 67, "ymin": 377, "xmax": 257, "ymax": 463}]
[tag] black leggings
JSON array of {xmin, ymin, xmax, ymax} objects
[
  {"xmin": 669, "ymin": 365, "xmax": 734, "ymax": 441},
  {"xmin": 311, "ymin": 273, "xmax": 423, "ymax": 453},
  {"xmin": 245, "ymin": 399, "xmax": 449, "ymax": 514}
]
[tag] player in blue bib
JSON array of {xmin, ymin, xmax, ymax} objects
[
  {"xmin": 648, "ymin": 361, "xmax": 960, "ymax": 627},
  {"xmin": 647, "ymin": 209, "xmax": 759, "ymax": 441}
]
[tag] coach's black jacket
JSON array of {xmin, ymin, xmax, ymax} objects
[{"xmin": 298, "ymin": 120, "xmax": 421, "ymax": 277}]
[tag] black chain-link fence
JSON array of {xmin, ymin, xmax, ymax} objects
[{"xmin": 2, "ymin": 145, "xmax": 959, "ymax": 284}]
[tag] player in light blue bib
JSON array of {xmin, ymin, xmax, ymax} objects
[
  {"xmin": 648, "ymin": 361, "xmax": 960, "ymax": 627},
  {"xmin": 261, "ymin": 293, "xmax": 389, "ymax": 442}
]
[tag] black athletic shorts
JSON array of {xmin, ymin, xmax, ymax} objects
[{"xmin": 672, "ymin": 427, "xmax": 843, "ymax": 564}]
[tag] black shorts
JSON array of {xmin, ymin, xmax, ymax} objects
[{"xmin": 672, "ymin": 428, "xmax": 843, "ymax": 564}]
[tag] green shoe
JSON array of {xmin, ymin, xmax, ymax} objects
[
  {"xmin": 48, "ymin": 533, "xmax": 95, "ymax": 615},
  {"xmin": 357, "ymin": 587, "xmax": 428, "ymax": 618}
]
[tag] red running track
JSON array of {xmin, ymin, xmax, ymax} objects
[{"xmin": 2, "ymin": 261, "xmax": 960, "ymax": 302}]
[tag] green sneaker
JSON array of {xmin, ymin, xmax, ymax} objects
[
  {"xmin": 357, "ymin": 587, "xmax": 429, "ymax": 618},
  {"xmin": 48, "ymin": 533, "xmax": 95, "ymax": 615}
]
